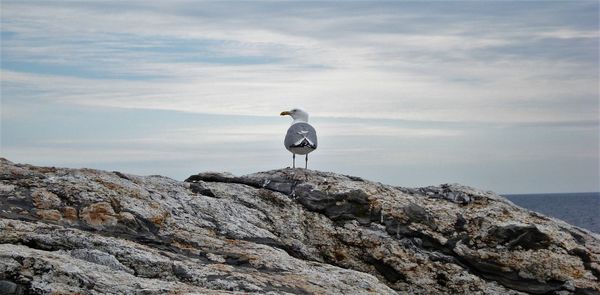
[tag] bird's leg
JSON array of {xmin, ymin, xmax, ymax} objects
[
  {"xmin": 305, "ymin": 154, "xmax": 308, "ymax": 169},
  {"xmin": 292, "ymin": 153, "xmax": 296, "ymax": 169}
]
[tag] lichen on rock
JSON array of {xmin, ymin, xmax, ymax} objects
[{"xmin": 0, "ymin": 158, "xmax": 599, "ymax": 294}]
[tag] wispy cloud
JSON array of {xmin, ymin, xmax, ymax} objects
[{"xmin": 2, "ymin": 1, "xmax": 598, "ymax": 123}]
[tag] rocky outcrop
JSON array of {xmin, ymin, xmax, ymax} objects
[{"xmin": 0, "ymin": 158, "xmax": 598, "ymax": 294}]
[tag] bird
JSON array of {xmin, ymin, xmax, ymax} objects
[{"xmin": 280, "ymin": 108, "xmax": 318, "ymax": 169}]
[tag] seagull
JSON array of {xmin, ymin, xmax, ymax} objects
[{"xmin": 280, "ymin": 108, "xmax": 318, "ymax": 169}]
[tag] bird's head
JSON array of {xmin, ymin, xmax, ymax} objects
[{"xmin": 280, "ymin": 108, "xmax": 309, "ymax": 123}]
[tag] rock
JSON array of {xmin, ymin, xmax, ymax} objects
[
  {"xmin": 70, "ymin": 248, "xmax": 135, "ymax": 274},
  {"xmin": 1, "ymin": 158, "xmax": 599, "ymax": 294},
  {"xmin": 0, "ymin": 280, "xmax": 24, "ymax": 295},
  {"xmin": 486, "ymin": 224, "xmax": 552, "ymax": 250},
  {"xmin": 31, "ymin": 189, "xmax": 62, "ymax": 209},
  {"xmin": 36, "ymin": 209, "xmax": 62, "ymax": 222}
]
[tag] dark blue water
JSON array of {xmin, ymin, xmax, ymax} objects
[{"xmin": 503, "ymin": 192, "xmax": 600, "ymax": 234}]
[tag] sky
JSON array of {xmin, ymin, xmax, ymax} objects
[{"xmin": 1, "ymin": 1, "xmax": 598, "ymax": 194}]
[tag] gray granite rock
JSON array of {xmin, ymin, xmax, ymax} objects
[{"xmin": 1, "ymin": 158, "xmax": 599, "ymax": 294}]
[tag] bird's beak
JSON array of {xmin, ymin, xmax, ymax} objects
[{"xmin": 280, "ymin": 111, "xmax": 291, "ymax": 116}]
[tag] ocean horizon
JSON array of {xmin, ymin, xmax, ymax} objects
[{"xmin": 503, "ymin": 192, "xmax": 600, "ymax": 234}]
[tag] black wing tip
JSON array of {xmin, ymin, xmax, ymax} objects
[{"xmin": 289, "ymin": 138, "xmax": 317, "ymax": 149}]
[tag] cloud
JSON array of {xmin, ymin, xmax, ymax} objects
[{"xmin": 1, "ymin": 1, "xmax": 598, "ymax": 124}]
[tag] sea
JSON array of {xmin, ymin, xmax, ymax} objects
[{"xmin": 503, "ymin": 192, "xmax": 600, "ymax": 234}]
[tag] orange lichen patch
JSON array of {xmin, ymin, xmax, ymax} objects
[
  {"xmin": 149, "ymin": 201, "xmax": 161, "ymax": 209},
  {"xmin": 149, "ymin": 211, "xmax": 170, "ymax": 226},
  {"xmin": 209, "ymin": 263, "xmax": 233, "ymax": 272},
  {"xmin": 571, "ymin": 268, "xmax": 585, "ymax": 279},
  {"xmin": 225, "ymin": 238, "xmax": 241, "ymax": 245},
  {"xmin": 245, "ymin": 254, "xmax": 269, "ymax": 268},
  {"xmin": 32, "ymin": 189, "xmax": 61, "ymax": 209},
  {"xmin": 95, "ymin": 178, "xmax": 147, "ymax": 201},
  {"xmin": 63, "ymin": 206, "xmax": 78, "ymax": 222},
  {"xmin": 80, "ymin": 202, "xmax": 117, "ymax": 227},
  {"xmin": 37, "ymin": 209, "xmax": 62, "ymax": 221},
  {"xmin": 95, "ymin": 178, "xmax": 127, "ymax": 192},
  {"xmin": 172, "ymin": 240, "xmax": 196, "ymax": 251}
]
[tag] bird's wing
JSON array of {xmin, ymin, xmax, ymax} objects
[{"xmin": 285, "ymin": 122, "xmax": 318, "ymax": 149}]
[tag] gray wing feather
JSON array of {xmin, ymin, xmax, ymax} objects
[{"xmin": 284, "ymin": 122, "xmax": 318, "ymax": 149}]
